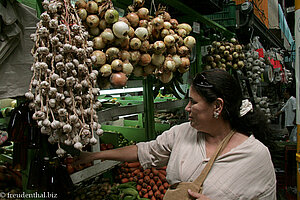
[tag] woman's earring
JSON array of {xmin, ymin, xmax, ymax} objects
[{"xmin": 213, "ymin": 112, "xmax": 219, "ymax": 119}]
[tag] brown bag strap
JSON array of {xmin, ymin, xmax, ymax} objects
[{"xmin": 193, "ymin": 130, "xmax": 235, "ymax": 193}]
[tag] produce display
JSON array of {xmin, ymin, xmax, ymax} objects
[
  {"xmin": 154, "ymin": 110, "xmax": 185, "ymax": 126},
  {"xmin": 73, "ymin": 177, "xmax": 119, "ymax": 200},
  {"xmin": 117, "ymin": 132, "xmax": 136, "ymax": 147},
  {"xmin": 0, "ymin": 164, "xmax": 22, "ymax": 190},
  {"xmin": 75, "ymin": 0, "xmax": 196, "ymax": 88},
  {"xmin": 202, "ymin": 38, "xmax": 245, "ymax": 71},
  {"xmin": 25, "ymin": 0, "xmax": 104, "ymax": 156},
  {"xmin": 73, "ymin": 176, "xmax": 150, "ymax": 200},
  {"xmin": 115, "ymin": 161, "xmax": 169, "ymax": 199}
]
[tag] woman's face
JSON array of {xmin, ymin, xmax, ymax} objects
[{"xmin": 185, "ymin": 86, "xmax": 215, "ymax": 131}]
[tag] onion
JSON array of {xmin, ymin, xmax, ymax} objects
[
  {"xmin": 230, "ymin": 38, "xmax": 237, "ymax": 44},
  {"xmin": 137, "ymin": 7, "xmax": 149, "ymax": 19},
  {"xmin": 152, "ymin": 28, "xmax": 160, "ymax": 40},
  {"xmin": 130, "ymin": 37, "xmax": 142, "ymax": 50},
  {"xmin": 93, "ymin": 36, "xmax": 106, "ymax": 50},
  {"xmin": 178, "ymin": 46, "xmax": 189, "ymax": 56},
  {"xmin": 144, "ymin": 64, "xmax": 156, "ymax": 75},
  {"xmin": 177, "ymin": 23, "xmax": 192, "ymax": 34},
  {"xmin": 126, "ymin": 12, "xmax": 139, "ymax": 27},
  {"xmin": 140, "ymin": 40, "xmax": 150, "ymax": 52},
  {"xmin": 77, "ymin": 8, "xmax": 87, "ymax": 20},
  {"xmin": 133, "ymin": 66, "xmax": 144, "ymax": 77},
  {"xmin": 164, "ymin": 35, "xmax": 175, "ymax": 47},
  {"xmin": 119, "ymin": 17, "xmax": 130, "ymax": 25},
  {"xmin": 237, "ymin": 60, "xmax": 244, "ymax": 68},
  {"xmin": 184, "ymin": 36, "xmax": 196, "ymax": 49},
  {"xmin": 101, "ymin": 28, "xmax": 115, "ymax": 42},
  {"xmin": 139, "ymin": 20, "xmax": 148, "ymax": 28},
  {"xmin": 180, "ymin": 57, "xmax": 190, "ymax": 68},
  {"xmin": 164, "ymin": 57, "xmax": 176, "ymax": 71},
  {"xmin": 178, "ymin": 65, "xmax": 189, "ymax": 73},
  {"xmin": 111, "ymin": 59, "xmax": 123, "ymax": 71},
  {"xmin": 172, "ymin": 55, "xmax": 182, "ymax": 67},
  {"xmin": 98, "ymin": 19, "xmax": 107, "ymax": 30},
  {"xmin": 232, "ymin": 52, "xmax": 239, "ymax": 59},
  {"xmin": 120, "ymin": 50, "xmax": 131, "ymax": 61},
  {"xmin": 160, "ymin": 29, "xmax": 170, "ymax": 38},
  {"xmin": 159, "ymin": 71, "xmax": 173, "ymax": 83},
  {"xmin": 114, "ymin": 37, "xmax": 129, "ymax": 49},
  {"xmin": 152, "ymin": 17, "xmax": 164, "ymax": 29},
  {"xmin": 100, "ymin": 64, "xmax": 112, "ymax": 77},
  {"xmin": 151, "ymin": 54, "xmax": 165, "ymax": 66},
  {"xmin": 113, "ymin": 21, "xmax": 129, "ymax": 38},
  {"xmin": 169, "ymin": 19, "xmax": 178, "ymax": 29},
  {"xmin": 177, "ymin": 28, "xmax": 187, "ymax": 38},
  {"xmin": 163, "ymin": 21, "xmax": 172, "ymax": 29},
  {"xmin": 105, "ymin": 9, "xmax": 119, "ymax": 24},
  {"xmin": 110, "ymin": 72, "xmax": 128, "ymax": 87},
  {"xmin": 161, "ymin": 11, "xmax": 171, "ymax": 21},
  {"xmin": 89, "ymin": 27, "xmax": 100, "ymax": 36},
  {"xmin": 235, "ymin": 44, "xmax": 242, "ymax": 52},
  {"xmin": 167, "ymin": 46, "xmax": 177, "ymax": 54},
  {"xmin": 130, "ymin": 51, "xmax": 141, "ymax": 65},
  {"xmin": 75, "ymin": 0, "xmax": 87, "ymax": 9},
  {"xmin": 128, "ymin": 27, "xmax": 135, "ymax": 38},
  {"xmin": 239, "ymin": 53, "xmax": 245, "ymax": 60},
  {"xmin": 139, "ymin": 53, "xmax": 151, "ymax": 66},
  {"xmin": 86, "ymin": 15, "xmax": 100, "ymax": 28},
  {"xmin": 92, "ymin": 50, "xmax": 106, "ymax": 66},
  {"xmin": 122, "ymin": 61, "xmax": 134, "ymax": 75},
  {"xmin": 224, "ymin": 50, "xmax": 230, "ymax": 56},
  {"xmin": 153, "ymin": 41, "xmax": 166, "ymax": 54},
  {"xmin": 135, "ymin": 27, "xmax": 148, "ymax": 41},
  {"xmin": 106, "ymin": 47, "xmax": 120, "ymax": 62},
  {"xmin": 86, "ymin": 1, "xmax": 98, "ymax": 13}
]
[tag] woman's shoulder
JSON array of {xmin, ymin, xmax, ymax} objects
[
  {"xmin": 240, "ymin": 135, "xmax": 272, "ymax": 160},
  {"xmin": 164, "ymin": 122, "xmax": 197, "ymax": 138}
]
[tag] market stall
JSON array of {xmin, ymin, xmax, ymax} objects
[{"xmin": 0, "ymin": 0, "xmax": 296, "ymax": 199}]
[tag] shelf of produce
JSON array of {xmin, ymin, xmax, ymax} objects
[
  {"xmin": 98, "ymin": 99, "xmax": 188, "ymax": 122},
  {"xmin": 70, "ymin": 160, "xmax": 121, "ymax": 185}
]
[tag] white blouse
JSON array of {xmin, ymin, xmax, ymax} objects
[{"xmin": 137, "ymin": 122, "xmax": 276, "ymax": 200}]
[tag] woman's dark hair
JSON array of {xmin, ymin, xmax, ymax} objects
[{"xmin": 192, "ymin": 69, "xmax": 271, "ymax": 146}]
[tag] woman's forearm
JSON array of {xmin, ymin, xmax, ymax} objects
[{"xmin": 93, "ymin": 145, "xmax": 138, "ymax": 162}]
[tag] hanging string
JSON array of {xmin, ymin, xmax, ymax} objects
[{"xmin": 150, "ymin": 0, "xmax": 157, "ymax": 16}]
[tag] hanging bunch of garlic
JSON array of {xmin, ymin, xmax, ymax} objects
[
  {"xmin": 75, "ymin": 0, "xmax": 196, "ymax": 87},
  {"xmin": 26, "ymin": 0, "xmax": 103, "ymax": 156},
  {"xmin": 243, "ymin": 50, "xmax": 266, "ymax": 86},
  {"xmin": 202, "ymin": 38, "xmax": 245, "ymax": 71}
]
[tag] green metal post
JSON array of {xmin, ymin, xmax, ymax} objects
[{"xmin": 143, "ymin": 76, "xmax": 156, "ymax": 140}]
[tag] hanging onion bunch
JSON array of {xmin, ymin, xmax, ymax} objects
[
  {"xmin": 202, "ymin": 38, "xmax": 244, "ymax": 71},
  {"xmin": 75, "ymin": 0, "xmax": 131, "ymax": 88},
  {"xmin": 26, "ymin": 0, "xmax": 104, "ymax": 157},
  {"xmin": 75, "ymin": 0, "xmax": 196, "ymax": 88},
  {"xmin": 125, "ymin": 3, "xmax": 196, "ymax": 84}
]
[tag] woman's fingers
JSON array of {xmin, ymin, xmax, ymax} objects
[{"xmin": 188, "ymin": 189, "xmax": 210, "ymax": 200}]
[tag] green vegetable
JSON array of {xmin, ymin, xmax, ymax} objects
[
  {"xmin": 121, "ymin": 188, "xmax": 138, "ymax": 197},
  {"xmin": 118, "ymin": 182, "xmax": 137, "ymax": 189},
  {"xmin": 123, "ymin": 195, "xmax": 137, "ymax": 200}
]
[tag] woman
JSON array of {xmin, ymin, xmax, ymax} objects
[{"xmin": 75, "ymin": 69, "xmax": 276, "ymax": 199}]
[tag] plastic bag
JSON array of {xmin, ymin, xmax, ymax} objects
[{"xmin": 289, "ymin": 126, "xmax": 297, "ymax": 143}]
